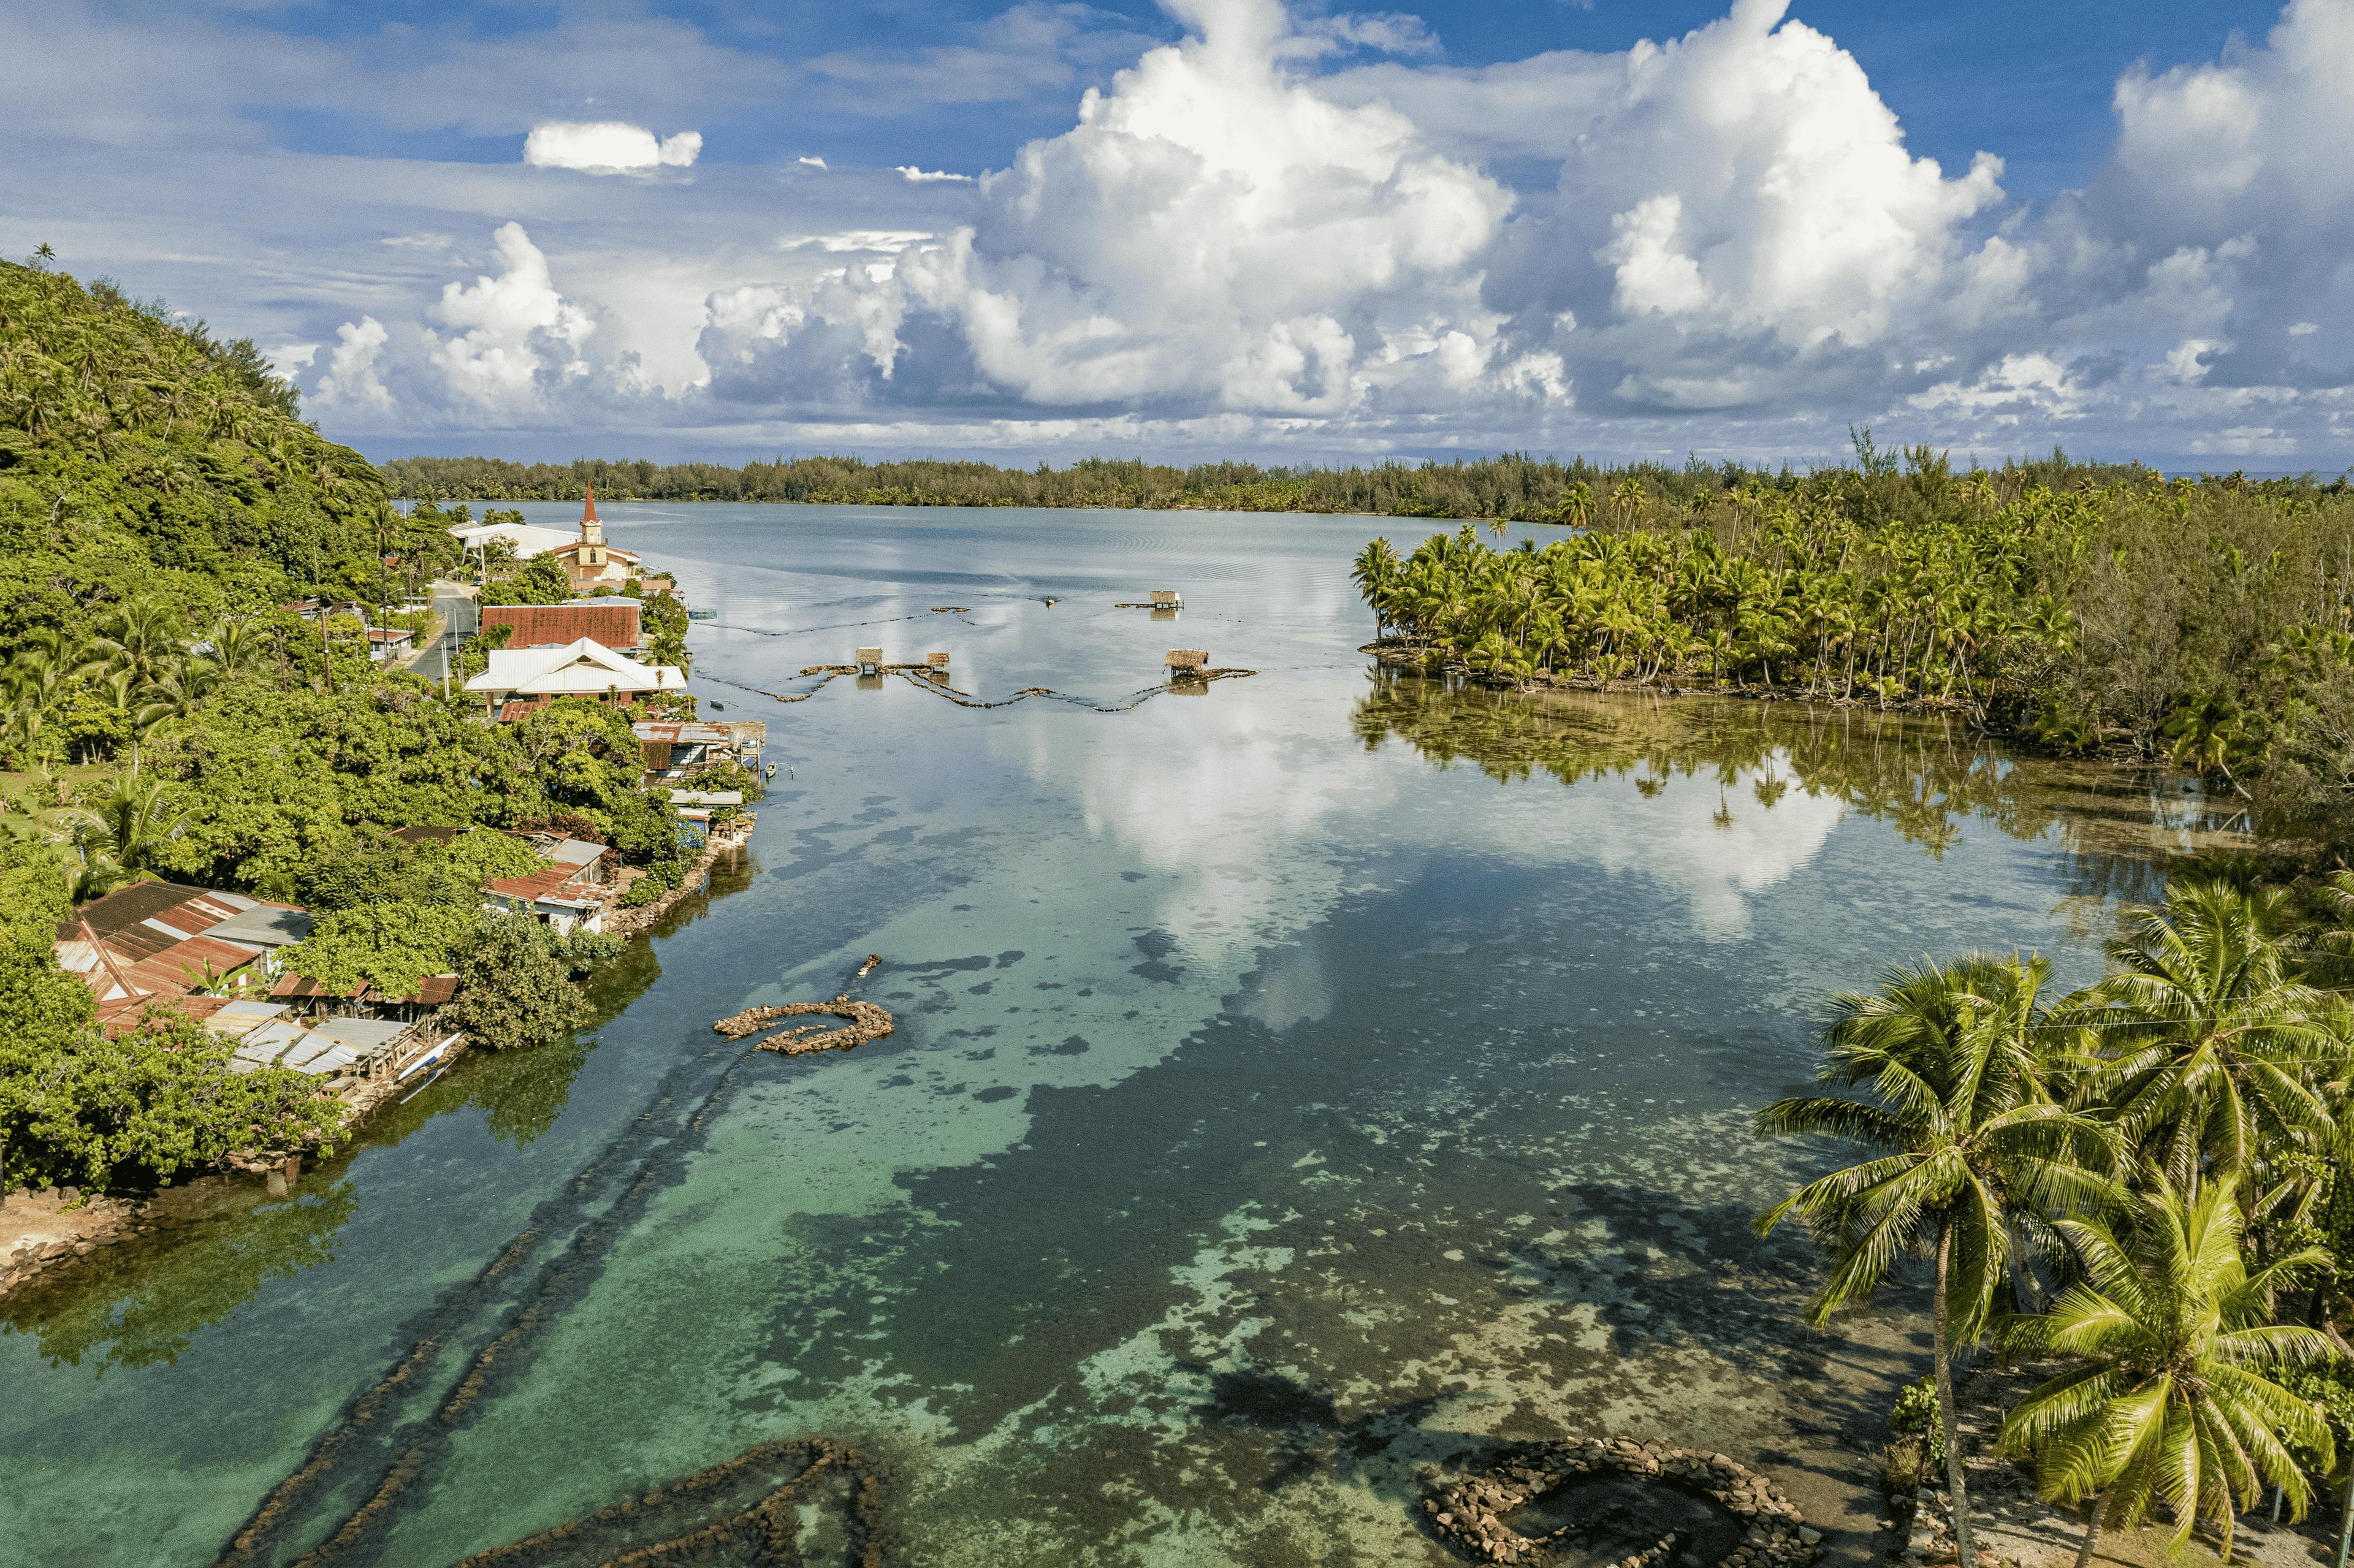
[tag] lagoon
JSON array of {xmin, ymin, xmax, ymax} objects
[{"xmin": 0, "ymin": 505, "xmax": 2239, "ymax": 1567}]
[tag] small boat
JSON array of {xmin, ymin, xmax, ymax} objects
[
  {"xmin": 1042, "ymin": 596, "xmax": 1058, "ymax": 606},
  {"xmin": 687, "ymin": 607, "xmax": 717, "ymax": 621},
  {"xmin": 764, "ymin": 763, "xmax": 777, "ymax": 780}
]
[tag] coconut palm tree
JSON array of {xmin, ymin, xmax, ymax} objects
[
  {"xmin": 129, "ymin": 660, "xmax": 216, "ymax": 770},
  {"xmin": 1998, "ymin": 1174, "xmax": 2337, "ymax": 1568},
  {"xmin": 1756, "ymin": 954, "xmax": 2119, "ymax": 1568},
  {"xmin": 1610, "ymin": 475, "xmax": 1645, "ymax": 525},
  {"xmin": 1350, "ymin": 539, "xmax": 1401, "ymax": 637},
  {"xmin": 74, "ymin": 771, "xmax": 187, "ymax": 889},
  {"xmin": 80, "ymin": 595, "xmax": 186, "ymax": 690},
  {"xmin": 1557, "ymin": 481, "xmax": 1594, "ymax": 529},
  {"xmin": 2073, "ymin": 879, "xmax": 2347, "ymax": 1193},
  {"xmin": 2, "ymin": 641, "xmax": 74, "ymax": 769},
  {"xmin": 200, "ymin": 612, "xmax": 269, "ymax": 680}
]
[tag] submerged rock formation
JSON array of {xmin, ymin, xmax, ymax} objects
[{"xmin": 1425, "ymin": 1436, "xmax": 1819, "ymax": 1568}]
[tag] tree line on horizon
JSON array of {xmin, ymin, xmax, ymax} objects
[{"xmin": 375, "ymin": 443, "xmax": 2346, "ymax": 520}]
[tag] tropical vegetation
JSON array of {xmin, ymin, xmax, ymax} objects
[
  {"xmin": 0, "ymin": 256, "xmax": 702, "ymax": 1197},
  {"xmin": 1350, "ymin": 452, "xmax": 2354, "ymax": 847},
  {"xmin": 1758, "ymin": 877, "xmax": 2354, "ymax": 1568}
]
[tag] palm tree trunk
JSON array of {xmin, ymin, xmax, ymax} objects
[
  {"xmin": 2073, "ymin": 1484, "xmax": 2113, "ymax": 1568},
  {"xmin": 2004, "ymin": 1216, "xmax": 2048, "ymax": 1311},
  {"xmin": 1934, "ymin": 1219, "xmax": 1978, "ymax": 1568}
]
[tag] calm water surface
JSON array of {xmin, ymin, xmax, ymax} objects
[{"xmin": 0, "ymin": 506, "xmax": 2241, "ymax": 1567}]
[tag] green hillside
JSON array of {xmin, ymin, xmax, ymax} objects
[
  {"xmin": 0, "ymin": 260, "xmax": 460, "ymax": 660},
  {"xmin": 0, "ymin": 262, "xmax": 696, "ymax": 1198}
]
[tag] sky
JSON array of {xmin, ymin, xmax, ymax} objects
[{"xmin": 6, "ymin": 0, "xmax": 2351, "ymax": 471}]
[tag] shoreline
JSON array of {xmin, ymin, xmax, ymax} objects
[
  {"xmin": 604, "ymin": 810, "xmax": 756, "ymax": 940},
  {"xmin": 2, "ymin": 814, "xmax": 760, "ymax": 1303},
  {"xmin": 1361, "ymin": 639, "xmax": 1996, "ymax": 722}
]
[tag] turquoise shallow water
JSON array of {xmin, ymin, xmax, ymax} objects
[{"xmin": 0, "ymin": 506, "xmax": 2234, "ymax": 1567}]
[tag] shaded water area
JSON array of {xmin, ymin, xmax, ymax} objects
[{"xmin": 0, "ymin": 507, "xmax": 2252, "ymax": 1567}]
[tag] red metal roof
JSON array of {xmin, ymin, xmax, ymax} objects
[
  {"xmin": 95, "ymin": 992, "xmax": 233, "ymax": 1035},
  {"xmin": 117, "ymin": 934, "xmax": 263, "ymax": 997},
  {"xmin": 484, "ymin": 864, "xmax": 593, "ymax": 902},
  {"xmin": 61, "ymin": 882, "xmax": 240, "ymax": 954},
  {"xmin": 271, "ymin": 972, "xmax": 367, "ymax": 1000},
  {"xmin": 369, "ymin": 974, "xmax": 459, "ymax": 1005},
  {"xmin": 583, "ymin": 483, "xmax": 600, "ymax": 525},
  {"xmin": 479, "ymin": 603, "xmax": 641, "ymax": 650}
]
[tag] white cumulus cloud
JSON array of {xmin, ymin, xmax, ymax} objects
[
  {"xmin": 289, "ymin": 0, "xmax": 2354, "ymax": 461},
  {"xmin": 522, "ymin": 120, "xmax": 701, "ymax": 174},
  {"xmin": 313, "ymin": 223, "xmax": 633, "ymax": 428}
]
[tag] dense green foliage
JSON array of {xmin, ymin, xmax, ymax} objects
[
  {"xmin": 0, "ymin": 262, "xmax": 462, "ymax": 652},
  {"xmin": 283, "ymin": 900, "xmax": 489, "ymax": 998},
  {"xmin": 0, "ymin": 263, "xmax": 693, "ymax": 1195},
  {"xmin": 480, "ymin": 554, "xmax": 572, "ymax": 606},
  {"xmin": 1758, "ymin": 877, "xmax": 2354, "ymax": 1564},
  {"xmin": 442, "ymin": 917, "xmax": 619, "ymax": 1050},
  {"xmin": 1355, "ymin": 461, "xmax": 2354, "ymax": 845},
  {"xmin": 0, "ymin": 937, "xmax": 343, "ymax": 1192},
  {"xmin": 295, "ymin": 826, "xmax": 547, "ymax": 911},
  {"xmin": 379, "ymin": 445, "xmax": 2256, "ymax": 520}
]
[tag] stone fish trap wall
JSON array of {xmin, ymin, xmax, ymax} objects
[
  {"xmin": 1426, "ymin": 1436, "xmax": 1821, "ymax": 1568},
  {"xmin": 714, "ymin": 996, "xmax": 896, "ymax": 1054},
  {"xmin": 449, "ymin": 1435, "xmax": 885, "ymax": 1568}
]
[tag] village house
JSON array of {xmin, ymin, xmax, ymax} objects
[
  {"xmin": 633, "ymin": 718, "xmax": 766, "ymax": 783},
  {"xmin": 364, "ymin": 626, "xmax": 414, "ymax": 664},
  {"xmin": 463, "ymin": 637, "xmax": 685, "ymax": 721},
  {"xmin": 54, "ymin": 881, "xmax": 312, "ymax": 1029},
  {"xmin": 481, "ymin": 832, "xmax": 614, "ymax": 934}
]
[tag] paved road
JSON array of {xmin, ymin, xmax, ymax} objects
[{"xmin": 413, "ymin": 585, "xmax": 479, "ymax": 683}]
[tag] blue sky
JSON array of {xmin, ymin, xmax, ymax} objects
[{"xmin": 6, "ymin": 0, "xmax": 2348, "ymax": 468}]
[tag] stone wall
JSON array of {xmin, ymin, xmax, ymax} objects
[{"xmin": 1425, "ymin": 1436, "xmax": 1823, "ymax": 1568}]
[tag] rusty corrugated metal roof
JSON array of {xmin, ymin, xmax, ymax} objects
[{"xmin": 480, "ymin": 602, "xmax": 642, "ymax": 650}]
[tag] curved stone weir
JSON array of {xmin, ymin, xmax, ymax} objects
[
  {"xmin": 1426, "ymin": 1437, "xmax": 1820, "ymax": 1568},
  {"xmin": 714, "ymin": 997, "xmax": 897, "ymax": 1054}
]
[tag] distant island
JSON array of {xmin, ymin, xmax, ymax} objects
[{"xmin": 379, "ymin": 447, "xmax": 2329, "ymax": 523}]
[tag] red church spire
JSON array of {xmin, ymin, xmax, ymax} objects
[{"xmin": 582, "ymin": 482, "xmax": 600, "ymax": 525}]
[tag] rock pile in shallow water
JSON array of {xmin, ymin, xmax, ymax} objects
[
  {"xmin": 714, "ymin": 995, "xmax": 896, "ymax": 1055},
  {"xmin": 1424, "ymin": 1436, "xmax": 1819, "ymax": 1568}
]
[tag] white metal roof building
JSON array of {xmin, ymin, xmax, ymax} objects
[
  {"xmin": 463, "ymin": 638, "xmax": 687, "ymax": 721},
  {"xmin": 448, "ymin": 520, "xmax": 581, "ymax": 559}
]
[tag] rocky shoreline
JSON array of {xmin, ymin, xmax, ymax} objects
[
  {"xmin": 1, "ymin": 1187, "xmax": 163, "ymax": 1296},
  {"xmin": 606, "ymin": 811, "xmax": 756, "ymax": 940}
]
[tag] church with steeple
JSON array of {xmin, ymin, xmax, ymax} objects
[{"xmin": 548, "ymin": 484, "xmax": 641, "ymax": 593}]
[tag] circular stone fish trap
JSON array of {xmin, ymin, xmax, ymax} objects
[{"xmin": 1425, "ymin": 1437, "xmax": 1819, "ymax": 1568}]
